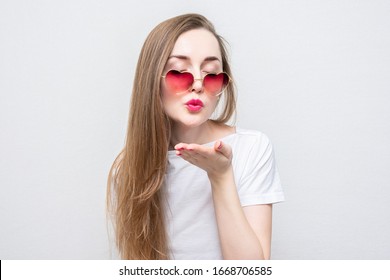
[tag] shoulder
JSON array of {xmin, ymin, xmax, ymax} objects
[
  {"xmin": 229, "ymin": 128, "xmax": 271, "ymax": 151},
  {"xmin": 235, "ymin": 128, "xmax": 269, "ymax": 139},
  {"xmin": 226, "ymin": 128, "xmax": 276, "ymax": 170}
]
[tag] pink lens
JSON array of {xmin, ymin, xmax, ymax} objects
[
  {"xmin": 203, "ymin": 73, "xmax": 229, "ymax": 96},
  {"xmin": 165, "ymin": 70, "xmax": 194, "ymax": 94}
]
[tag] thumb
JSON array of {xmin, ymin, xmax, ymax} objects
[{"xmin": 214, "ymin": 140, "xmax": 232, "ymax": 158}]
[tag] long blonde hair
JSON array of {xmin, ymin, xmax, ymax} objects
[{"xmin": 107, "ymin": 13, "xmax": 236, "ymax": 259}]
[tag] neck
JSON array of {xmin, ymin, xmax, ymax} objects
[{"xmin": 170, "ymin": 120, "xmax": 215, "ymax": 148}]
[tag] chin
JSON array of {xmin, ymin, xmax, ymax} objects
[{"xmin": 172, "ymin": 116, "xmax": 210, "ymax": 128}]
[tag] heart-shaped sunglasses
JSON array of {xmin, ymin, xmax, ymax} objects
[{"xmin": 162, "ymin": 70, "xmax": 231, "ymax": 96}]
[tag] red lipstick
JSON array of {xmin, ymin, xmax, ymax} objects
[{"xmin": 185, "ymin": 99, "xmax": 204, "ymax": 112}]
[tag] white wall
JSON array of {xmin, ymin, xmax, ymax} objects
[{"xmin": 1, "ymin": 0, "xmax": 389, "ymax": 259}]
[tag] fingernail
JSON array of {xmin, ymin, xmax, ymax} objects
[{"xmin": 217, "ymin": 141, "xmax": 223, "ymax": 149}]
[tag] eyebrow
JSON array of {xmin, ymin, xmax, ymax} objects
[{"xmin": 168, "ymin": 55, "xmax": 221, "ymax": 63}]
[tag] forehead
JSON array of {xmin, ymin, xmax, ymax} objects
[{"xmin": 170, "ymin": 28, "xmax": 222, "ymax": 61}]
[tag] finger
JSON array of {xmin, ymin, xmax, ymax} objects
[
  {"xmin": 175, "ymin": 143, "xmax": 215, "ymax": 160},
  {"xmin": 175, "ymin": 143, "xmax": 202, "ymax": 152},
  {"xmin": 178, "ymin": 151, "xmax": 202, "ymax": 167},
  {"xmin": 174, "ymin": 143, "xmax": 188, "ymax": 151},
  {"xmin": 180, "ymin": 148, "xmax": 207, "ymax": 160},
  {"xmin": 174, "ymin": 144, "xmax": 196, "ymax": 157}
]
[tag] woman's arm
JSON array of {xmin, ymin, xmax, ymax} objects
[
  {"xmin": 175, "ymin": 141, "xmax": 272, "ymax": 259},
  {"xmin": 243, "ymin": 204, "xmax": 273, "ymax": 259},
  {"xmin": 209, "ymin": 166, "xmax": 272, "ymax": 259}
]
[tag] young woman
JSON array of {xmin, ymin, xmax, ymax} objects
[{"xmin": 107, "ymin": 13, "xmax": 284, "ymax": 260}]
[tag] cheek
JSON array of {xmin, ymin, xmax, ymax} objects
[
  {"xmin": 207, "ymin": 97, "xmax": 219, "ymax": 109},
  {"xmin": 161, "ymin": 87, "xmax": 180, "ymax": 112}
]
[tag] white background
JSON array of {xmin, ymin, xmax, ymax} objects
[{"xmin": 1, "ymin": 0, "xmax": 389, "ymax": 259}]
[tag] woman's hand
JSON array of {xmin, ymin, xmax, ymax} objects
[{"xmin": 174, "ymin": 141, "xmax": 232, "ymax": 178}]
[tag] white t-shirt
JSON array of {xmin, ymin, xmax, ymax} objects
[{"xmin": 164, "ymin": 128, "xmax": 285, "ymax": 260}]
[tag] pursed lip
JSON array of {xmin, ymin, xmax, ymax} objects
[
  {"xmin": 185, "ymin": 99, "xmax": 204, "ymax": 112},
  {"xmin": 185, "ymin": 99, "xmax": 204, "ymax": 106}
]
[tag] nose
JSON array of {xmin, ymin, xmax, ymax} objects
[{"xmin": 191, "ymin": 77, "xmax": 204, "ymax": 94}]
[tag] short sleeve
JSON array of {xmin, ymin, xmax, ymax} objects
[{"xmin": 234, "ymin": 132, "xmax": 285, "ymax": 206}]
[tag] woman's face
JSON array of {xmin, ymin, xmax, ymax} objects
[{"xmin": 161, "ymin": 28, "xmax": 223, "ymax": 128}]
